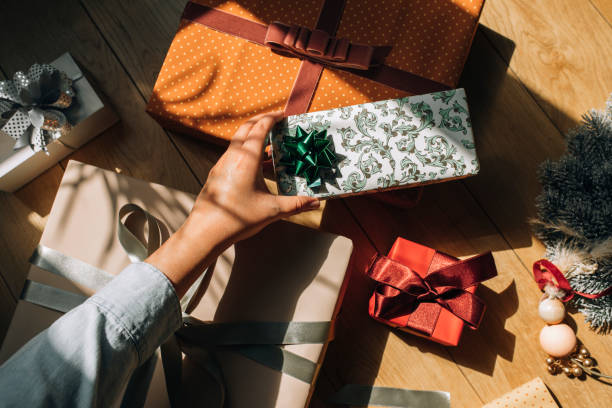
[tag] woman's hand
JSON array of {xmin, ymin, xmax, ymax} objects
[
  {"xmin": 189, "ymin": 111, "xmax": 320, "ymax": 243},
  {"xmin": 147, "ymin": 112, "xmax": 320, "ymax": 297}
]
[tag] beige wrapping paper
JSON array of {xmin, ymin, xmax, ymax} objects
[
  {"xmin": 0, "ymin": 160, "xmax": 353, "ymax": 408},
  {"xmin": 482, "ymin": 377, "xmax": 559, "ymax": 408}
]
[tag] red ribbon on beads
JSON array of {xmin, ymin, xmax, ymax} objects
[{"xmin": 533, "ymin": 259, "xmax": 612, "ymax": 302}]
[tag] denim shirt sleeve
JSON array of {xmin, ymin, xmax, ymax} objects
[{"xmin": 0, "ymin": 262, "xmax": 182, "ymax": 408}]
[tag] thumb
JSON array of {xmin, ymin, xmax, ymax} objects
[{"xmin": 274, "ymin": 195, "xmax": 320, "ymax": 217}]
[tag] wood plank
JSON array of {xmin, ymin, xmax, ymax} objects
[
  {"xmin": 80, "ymin": 0, "xmax": 225, "ymax": 183},
  {"xmin": 590, "ymin": 0, "xmax": 612, "ymax": 25},
  {"xmin": 458, "ymin": 30, "xmax": 566, "ymax": 268},
  {"xmin": 0, "ymin": 65, "xmax": 18, "ymax": 339},
  {"xmin": 461, "ymin": 27, "xmax": 612, "ymax": 404},
  {"xmin": 0, "ymin": 69, "xmax": 16, "ymax": 344},
  {"xmin": 0, "ymin": 0, "xmax": 201, "ymax": 195},
  {"xmin": 481, "ymin": 0, "xmax": 612, "ymax": 132},
  {"xmin": 81, "ymin": 0, "xmax": 185, "ymax": 99}
]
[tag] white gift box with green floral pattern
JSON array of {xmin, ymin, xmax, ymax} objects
[{"xmin": 270, "ymin": 88, "xmax": 479, "ymax": 199}]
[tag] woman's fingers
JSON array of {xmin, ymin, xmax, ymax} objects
[
  {"xmin": 241, "ymin": 111, "xmax": 283, "ymax": 160},
  {"xmin": 273, "ymin": 194, "xmax": 320, "ymax": 218},
  {"xmin": 230, "ymin": 112, "xmax": 276, "ymax": 145}
]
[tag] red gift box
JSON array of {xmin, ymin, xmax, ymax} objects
[{"xmin": 367, "ymin": 238, "xmax": 497, "ymax": 346}]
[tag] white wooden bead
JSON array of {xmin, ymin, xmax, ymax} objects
[{"xmin": 538, "ymin": 297, "xmax": 565, "ymax": 324}]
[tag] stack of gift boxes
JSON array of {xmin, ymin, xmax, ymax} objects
[{"xmin": 2, "ymin": 1, "xmax": 501, "ymax": 407}]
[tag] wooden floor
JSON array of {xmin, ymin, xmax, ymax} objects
[{"xmin": 1, "ymin": 0, "xmax": 611, "ymax": 406}]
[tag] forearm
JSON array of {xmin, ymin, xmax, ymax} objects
[
  {"xmin": 0, "ymin": 263, "xmax": 182, "ymax": 407},
  {"xmin": 146, "ymin": 211, "xmax": 232, "ymax": 299}
]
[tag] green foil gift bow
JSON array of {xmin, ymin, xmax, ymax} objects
[{"xmin": 279, "ymin": 126, "xmax": 337, "ymax": 189}]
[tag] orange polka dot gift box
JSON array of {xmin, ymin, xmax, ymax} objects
[{"xmin": 147, "ymin": 0, "xmax": 485, "ymax": 144}]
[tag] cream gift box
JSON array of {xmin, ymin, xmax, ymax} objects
[
  {"xmin": 0, "ymin": 160, "xmax": 353, "ymax": 408},
  {"xmin": 0, "ymin": 53, "xmax": 118, "ymax": 192},
  {"xmin": 271, "ymin": 88, "xmax": 479, "ymax": 199}
]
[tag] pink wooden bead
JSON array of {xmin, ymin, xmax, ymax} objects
[{"xmin": 539, "ymin": 324, "xmax": 576, "ymax": 357}]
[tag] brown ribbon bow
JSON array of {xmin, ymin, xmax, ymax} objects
[
  {"xmin": 367, "ymin": 252, "xmax": 497, "ymax": 336},
  {"xmin": 265, "ymin": 22, "xmax": 391, "ymax": 70}
]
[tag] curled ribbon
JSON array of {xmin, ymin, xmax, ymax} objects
[
  {"xmin": 265, "ymin": 21, "xmax": 391, "ymax": 70},
  {"xmin": 278, "ymin": 125, "xmax": 338, "ymax": 189},
  {"xmin": 532, "ymin": 259, "xmax": 612, "ymax": 302},
  {"xmin": 0, "ymin": 63, "xmax": 74, "ymax": 153},
  {"xmin": 367, "ymin": 252, "xmax": 497, "ymax": 336}
]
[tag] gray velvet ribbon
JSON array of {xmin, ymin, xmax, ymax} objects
[
  {"xmin": 22, "ymin": 203, "xmax": 449, "ymax": 407},
  {"xmin": 21, "ymin": 279, "xmax": 86, "ymax": 313},
  {"xmin": 0, "ymin": 63, "xmax": 74, "ymax": 153},
  {"xmin": 329, "ymin": 385, "xmax": 450, "ymax": 407}
]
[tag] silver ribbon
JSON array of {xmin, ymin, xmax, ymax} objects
[
  {"xmin": 0, "ymin": 63, "xmax": 74, "ymax": 153},
  {"xmin": 329, "ymin": 385, "xmax": 450, "ymax": 407},
  {"xmin": 21, "ymin": 280, "xmax": 86, "ymax": 313}
]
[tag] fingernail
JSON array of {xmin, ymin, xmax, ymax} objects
[{"xmin": 306, "ymin": 199, "xmax": 320, "ymax": 210}]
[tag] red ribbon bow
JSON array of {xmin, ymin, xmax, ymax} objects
[
  {"xmin": 532, "ymin": 259, "xmax": 612, "ymax": 302},
  {"xmin": 265, "ymin": 22, "xmax": 391, "ymax": 70},
  {"xmin": 367, "ymin": 252, "xmax": 497, "ymax": 336}
]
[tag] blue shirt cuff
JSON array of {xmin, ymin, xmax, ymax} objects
[{"xmin": 87, "ymin": 262, "xmax": 182, "ymax": 363}]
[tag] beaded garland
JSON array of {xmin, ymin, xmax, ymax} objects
[{"xmin": 536, "ymin": 276, "xmax": 611, "ymax": 380}]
